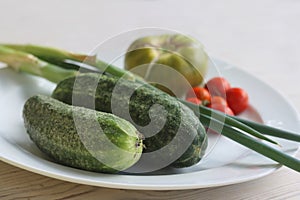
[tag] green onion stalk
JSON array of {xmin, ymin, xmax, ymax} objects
[
  {"xmin": 0, "ymin": 44, "xmax": 299, "ymax": 172},
  {"xmin": 1, "ymin": 44, "xmax": 138, "ymax": 81},
  {"xmin": 0, "ymin": 45, "xmax": 79, "ymax": 83}
]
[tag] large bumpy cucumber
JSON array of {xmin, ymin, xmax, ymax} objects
[
  {"xmin": 23, "ymin": 95, "xmax": 143, "ymax": 173},
  {"xmin": 52, "ymin": 73, "xmax": 207, "ymax": 169}
]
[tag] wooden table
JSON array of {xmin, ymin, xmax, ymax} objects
[
  {"xmin": 1, "ymin": 160, "xmax": 300, "ymax": 199},
  {"xmin": 1, "ymin": 0, "xmax": 300, "ymax": 199}
]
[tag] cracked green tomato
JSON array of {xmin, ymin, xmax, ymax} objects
[{"xmin": 124, "ymin": 34, "xmax": 209, "ymax": 96}]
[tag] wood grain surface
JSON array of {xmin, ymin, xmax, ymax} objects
[
  {"xmin": 1, "ymin": 0, "xmax": 300, "ymax": 199},
  {"xmin": 1, "ymin": 159, "xmax": 300, "ymax": 200}
]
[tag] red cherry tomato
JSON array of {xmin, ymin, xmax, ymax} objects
[
  {"xmin": 226, "ymin": 87, "xmax": 249, "ymax": 115},
  {"xmin": 209, "ymin": 104, "xmax": 234, "ymax": 116},
  {"xmin": 205, "ymin": 77, "xmax": 231, "ymax": 98},
  {"xmin": 186, "ymin": 97, "xmax": 202, "ymax": 105},
  {"xmin": 209, "ymin": 96, "xmax": 228, "ymax": 107},
  {"xmin": 186, "ymin": 87, "xmax": 211, "ymax": 102}
]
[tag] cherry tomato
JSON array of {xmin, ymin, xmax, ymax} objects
[
  {"xmin": 186, "ymin": 87, "xmax": 211, "ymax": 102},
  {"xmin": 209, "ymin": 96, "xmax": 228, "ymax": 107},
  {"xmin": 226, "ymin": 87, "xmax": 249, "ymax": 115},
  {"xmin": 186, "ymin": 97, "xmax": 202, "ymax": 105},
  {"xmin": 209, "ymin": 104, "xmax": 234, "ymax": 116},
  {"xmin": 205, "ymin": 77, "xmax": 231, "ymax": 98}
]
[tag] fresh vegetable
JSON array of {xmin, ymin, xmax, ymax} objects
[
  {"xmin": 52, "ymin": 73, "xmax": 208, "ymax": 168},
  {"xmin": 1, "ymin": 44, "xmax": 139, "ymax": 81},
  {"xmin": 200, "ymin": 113, "xmax": 300, "ymax": 172},
  {"xmin": 124, "ymin": 34, "xmax": 208, "ymax": 96},
  {"xmin": 205, "ymin": 77, "xmax": 231, "ymax": 98},
  {"xmin": 195, "ymin": 77, "xmax": 249, "ymax": 115},
  {"xmin": 186, "ymin": 97, "xmax": 202, "ymax": 105},
  {"xmin": 226, "ymin": 87, "xmax": 249, "ymax": 115},
  {"xmin": 1, "ymin": 44, "xmax": 300, "ymax": 172},
  {"xmin": 185, "ymin": 103, "xmax": 300, "ymax": 172},
  {"xmin": 232, "ymin": 117, "xmax": 300, "ymax": 143},
  {"xmin": 186, "ymin": 87, "xmax": 211, "ymax": 103},
  {"xmin": 209, "ymin": 96, "xmax": 228, "ymax": 107},
  {"xmin": 23, "ymin": 95, "xmax": 143, "ymax": 173},
  {"xmin": 209, "ymin": 104, "xmax": 234, "ymax": 116},
  {"xmin": 208, "ymin": 96, "xmax": 233, "ymax": 115},
  {"xmin": 0, "ymin": 45, "xmax": 78, "ymax": 83},
  {"xmin": 0, "ymin": 46, "xmax": 283, "ymax": 145}
]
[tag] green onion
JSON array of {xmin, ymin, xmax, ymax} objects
[
  {"xmin": 181, "ymin": 100, "xmax": 300, "ymax": 143},
  {"xmin": 181, "ymin": 100, "xmax": 280, "ymax": 145},
  {"xmin": 232, "ymin": 117, "xmax": 300, "ymax": 142},
  {"xmin": 1, "ymin": 44, "xmax": 94, "ymax": 64},
  {"xmin": 0, "ymin": 46, "xmax": 78, "ymax": 83},
  {"xmin": 2, "ymin": 44, "xmax": 139, "ymax": 81},
  {"xmin": 202, "ymin": 113, "xmax": 300, "ymax": 172}
]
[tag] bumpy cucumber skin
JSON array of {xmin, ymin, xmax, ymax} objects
[
  {"xmin": 23, "ymin": 95, "xmax": 143, "ymax": 173},
  {"xmin": 52, "ymin": 73, "xmax": 207, "ymax": 168}
]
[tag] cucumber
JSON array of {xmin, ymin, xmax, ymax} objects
[
  {"xmin": 52, "ymin": 73, "xmax": 207, "ymax": 169},
  {"xmin": 23, "ymin": 95, "xmax": 143, "ymax": 173}
]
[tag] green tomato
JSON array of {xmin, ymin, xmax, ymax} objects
[{"xmin": 124, "ymin": 34, "xmax": 208, "ymax": 96}]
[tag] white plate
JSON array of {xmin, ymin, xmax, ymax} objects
[{"xmin": 0, "ymin": 59, "xmax": 299, "ymax": 190}]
